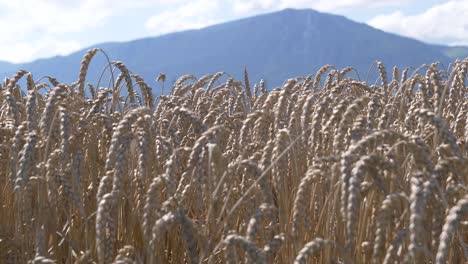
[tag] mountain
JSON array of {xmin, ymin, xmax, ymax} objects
[
  {"xmin": 1, "ymin": 8, "xmax": 467, "ymax": 89},
  {"xmin": 1, "ymin": 61, "xmax": 15, "ymax": 71},
  {"xmin": 440, "ymin": 46, "xmax": 468, "ymax": 60}
]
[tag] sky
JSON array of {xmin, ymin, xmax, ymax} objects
[{"xmin": 0, "ymin": 0, "xmax": 466, "ymax": 63}]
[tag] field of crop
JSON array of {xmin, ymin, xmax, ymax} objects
[{"xmin": 0, "ymin": 48, "xmax": 467, "ymax": 263}]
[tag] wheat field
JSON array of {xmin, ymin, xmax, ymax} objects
[{"xmin": 0, "ymin": 48, "xmax": 467, "ymax": 263}]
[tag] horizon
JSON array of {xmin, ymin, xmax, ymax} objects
[{"xmin": 0, "ymin": 0, "xmax": 466, "ymax": 64}]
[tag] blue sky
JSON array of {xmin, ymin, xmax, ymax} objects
[{"xmin": 0, "ymin": 0, "xmax": 466, "ymax": 63}]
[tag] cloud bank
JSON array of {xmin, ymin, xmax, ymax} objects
[{"xmin": 368, "ymin": 0, "xmax": 468, "ymax": 46}]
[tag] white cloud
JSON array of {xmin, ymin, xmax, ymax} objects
[
  {"xmin": 368, "ymin": 0, "xmax": 468, "ymax": 46},
  {"xmin": 145, "ymin": 0, "xmax": 221, "ymax": 35},
  {"xmin": 0, "ymin": 0, "xmax": 112, "ymax": 62},
  {"xmin": 231, "ymin": 0, "xmax": 410, "ymax": 15},
  {"xmin": 232, "ymin": 0, "xmax": 277, "ymax": 14},
  {"xmin": 0, "ymin": 0, "xmax": 112, "ymax": 35},
  {"xmin": 286, "ymin": 0, "xmax": 407, "ymax": 11},
  {"xmin": 0, "ymin": 0, "xmax": 175, "ymax": 62},
  {"xmin": 0, "ymin": 38, "xmax": 81, "ymax": 63}
]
